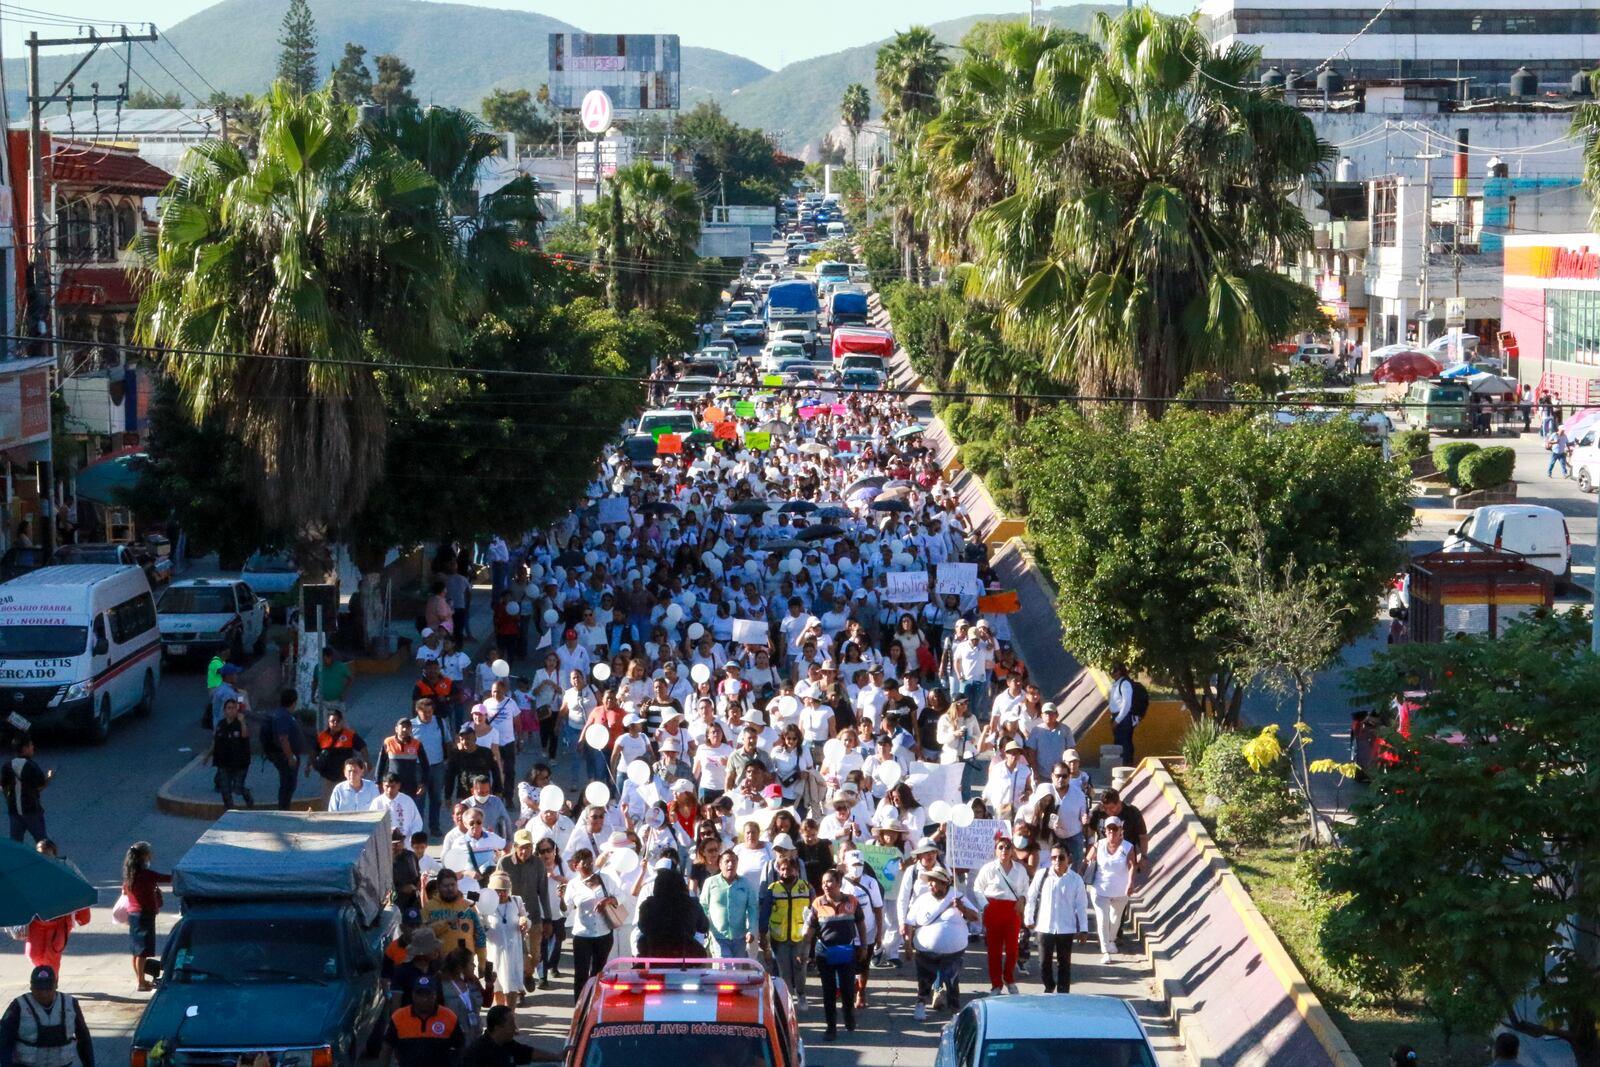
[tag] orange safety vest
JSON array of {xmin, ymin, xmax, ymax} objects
[
  {"xmin": 389, "ymin": 1004, "xmax": 459, "ymax": 1041},
  {"xmin": 318, "ymin": 728, "xmax": 358, "ymax": 751},
  {"xmin": 384, "ymin": 737, "xmax": 422, "ymax": 760}
]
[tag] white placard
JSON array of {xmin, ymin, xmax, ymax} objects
[
  {"xmin": 947, "ymin": 819, "xmax": 1006, "ymax": 871},
  {"xmin": 731, "ymin": 618, "xmax": 767, "ymax": 645},
  {"xmin": 935, "ymin": 562, "xmax": 980, "ymax": 598},
  {"xmin": 597, "ymin": 496, "xmax": 631, "ymax": 525},
  {"xmin": 885, "ymin": 570, "xmax": 929, "ymax": 605}
]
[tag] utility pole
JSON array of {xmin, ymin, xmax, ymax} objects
[
  {"xmin": 24, "ymin": 26, "xmax": 157, "ymax": 558},
  {"xmin": 1414, "ymin": 149, "xmax": 1441, "ymax": 348}
]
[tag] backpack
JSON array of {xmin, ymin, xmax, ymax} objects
[{"xmin": 1129, "ymin": 681, "xmax": 1150, "ymax": 726}]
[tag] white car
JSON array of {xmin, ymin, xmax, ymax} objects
[
  {"xmin": 668, "ymin": 376, "xmax": 716, "ymax": 403},
  {"xmin": 1572, "ymin": 427, "xmax": 1600, "ymax": 492},
  {"xmin": 1289, "ymin": 343, "xmax": 1339, "ymax": 369},
  {"xmin": 728, "ymin": 318, "xmax": 768, "ymax": 344},
  {"xmin": 935, "ymin": 995, "xmax": 1158, "ymax": 1067},
  {"xmin": 1443, "ymin": 504, "xmax": 1571, "ymax": 580},
  {"xmin": 157, "ymin": 578, "xmax": 270, "ymax": 661},
  {"xmin": 760, "ymin": 343, "xmax": 807, "ymax": 373}
]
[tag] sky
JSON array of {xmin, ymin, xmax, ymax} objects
[{"xmin": 5, "ymin": 0, "xmax": 1186, "ymax": 73}]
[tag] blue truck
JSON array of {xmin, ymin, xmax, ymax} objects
[
  {"xmin": 828, "ymin": 289, "xmax": 870, "ymax": 329},
  {"xmin": 764, "ymin": 278, "xmax": 820, "ymax": 353}
]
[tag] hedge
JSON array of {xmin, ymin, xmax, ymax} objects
[
  {"xmin": 1432, "ymin": 441, "xmax": 1481, "ymax": 486},
  {"xmin": 960, "ymin": 440, "xmax": 1002, "ymax": 477},
  {"xmin": 942, "ymin": 401, "xmax": 973, "ymax": 443},
  {"xmin": 1458, "ymin": 446, "xmax": 1516, "ymax": 491},
  {"xmin": 1393, "ymin": 428, "xmax": 1431, "ymax": 464}
]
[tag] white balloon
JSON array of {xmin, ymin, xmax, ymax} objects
[
  {"xmin": 539, "ymin": 785, "xmax": 565, "ymax": 811},
  {"xmin": 543, "ymin": 608, "xmax": 559, "ymax": 626},
  {"xmin": 687, "ymin": 622, "xmax": 706, "ymax": 641},
  {"xmin": 606, "ymin": 847, "xmax": 640, "ymax": 876},
  {"xmin": 875, "ymin": 761, "xmax": 903, "ymax": 788},
  {"xmin": 584, "ymin": 550, "xmax": 599, "ymax": 566},
  {"xmin": 743, "ymin": 560, "xmax": 760, "ymax": 578},
  {"xmin": 584, "ymin": 780, "xmax": 611, "ymax": 806},
  {"xmin": 824, "ymin": 564, "xmax": 839, "ymax": 579},
  {"xmin": 584, "ymin": 724, "xmax": 612, "ymax": 751},
  {"xmin": 683, "ymin": 591, "xmax": 697, "ymax": 608},
  {"xmin": 492, "ymin": 658, "xmax": 511, "ymax": 678},
  {"xmin": 592, "ymin": 531, "xmax": 606, "ymax": 546},
  {"xmin": 530, "ymin": 563, "xmax": 545, "ymax": 580},
  {"xmin": 789, "ymin": 549, "xmax": 802, "ymax": 561},
  {"xmin": 951, "ymin": 802, "xmax": 976, "ymax": 828},
  {"xmin": 928, "ymin": 800, "xmax": 951, "ymax": 824},
  {"xmin": 691, "ymin": 664, "xmax": 712, "ymax": 685},
  {"xmin": 665, "ymin": 604, "xmax": 684, "ymax": 624},
  {"xmin": 554, "ymin": 566, "xmax": 567, "ymax": 580},
  {"xmin": 593, "ymin": 663, "xmax": 612, "ymax": 682},
  {"xmin": 706, "ymin": 558, "xmax": 725, "ymax": 578},
  {"xmin": 627, "ymin": 760, "xmax": 652, "ymax": 786},
  {"xmin": 505, "ymin": 601, "xmax": 521, "ymax": 616}
]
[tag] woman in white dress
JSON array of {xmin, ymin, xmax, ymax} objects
[{"xmin": 481, "ymin": 871, "xmax": 528, "ymax": 1008}]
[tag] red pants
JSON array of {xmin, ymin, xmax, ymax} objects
[{"xmin": 983, "ymin": 899, "xmax": 1022, "ymax": 988}]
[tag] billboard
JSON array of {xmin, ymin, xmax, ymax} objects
[{"xmin": 547, "ymin": 34, "xmax": 681, "ymax": 111}]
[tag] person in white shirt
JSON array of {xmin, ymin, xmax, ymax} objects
[
  {"xmin": 371, "ymin": 773, "xmax": 423, "ymax": 839},
  {"xmin": 1086, "ymin": 817, "xmax": 1136, "ymax": 964},
  {"xmin": 441, "ymin": 810, "xmax": 507, "ymax": 877},
  {"xmin": 817, "ymin": 790, "xmax": 868, "ymax": 849},
  {"xmin": 563, "ymin": 805, "xmax": 613, "ymax": 864},
  {"xmin": 555, "ymin": 630, "xmax": 592, "ymax": 682},
  {"xmin": 854, "ymin": 666, "xmax": 888, "ymax": 731},
  {"xmin": 906, "ymin": 866, "xmax": 979, "ymax": 1021},
  {"xmin": 560, "ymin": 670, "xmax": 597, "ymax": 754},
  {"xmin": 328, "ymin": 759, "xmax": 380, "ymax": 812},
  {"xmin": 982, "ymin": 740, "xmax": 1035, "ymax": 821},
  {"xmin": 479, "ymin": 679, "xmax": 519, "ymax": 796},
  {"xmin": 937, "ymin": 698, "xmax": 981, "ymax": 764},
  {"xmin": 988, "ymin": 673, "xmax": 1029, "ymax": 728},
  {"xmin": 609, "ymin": 713, "xmax": 654, "ymax": 782},
  {"xmin": 797, "ymin": 694, "xmax": 835, "ymax": 763},
  {"xmin": 524, "ymin": 804, "xmax": 574, "ymax": 852},
  {"xmin": 1107, "ymin": 663, "xmax": 1137, "ymax": 768},
  {"xmin": 1022, "ymin": 843, "xmax": 1090, "ymax": 993},
  {"xmin": 413, "ymin": 628, "xmax": 445, "ymax": 665},
  {"xmin": 948, "ymin": 622, "xmax": 995, "ymax": 720},
  {"xmin": 973, "ymin": 836, "xmax": 1032, "ymax": 994}
]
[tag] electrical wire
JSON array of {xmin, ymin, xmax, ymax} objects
[{"xmin": 161, "ymin": 36, "xmax": 221, "ymax": 99}]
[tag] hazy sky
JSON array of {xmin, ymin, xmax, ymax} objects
[{"xmin": 9, "ymin": 0, "xmax": 1187, "ymax": 72}]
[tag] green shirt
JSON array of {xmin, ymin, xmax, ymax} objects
[
  {"xmin": 317, "ymin": 659, "xmax": 353, "ymax": 701},
  {"xmin": 206, "ymin": 654, "xmax": 226, "ymax": 690},
  {"xmin": 698, "ymin": 874, "xmax": 760, "ymax": 942}
]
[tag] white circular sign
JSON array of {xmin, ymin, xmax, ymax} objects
[{"xmin": 581, "ymin": 89, "xmax": 614, "ymax": 134}]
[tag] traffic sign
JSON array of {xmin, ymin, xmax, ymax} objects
[{"xmin": 581, "ymin": 89, "xmax": 613, "ymax": 134}]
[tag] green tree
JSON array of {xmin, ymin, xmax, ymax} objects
[
  {"xmin": 1016, "ymin": 404, "xmax": 1412, "ymax": 720},
  {"xmin": 585, "ymin": 159, "xmax": 703, "ymax": 311},
  {"xmin": 968, "ymin": 9, "xmax": 1327, "ymax": 406},
  {"xmin": 127, "ymin": 88, "xmax": 183, "ymax": 109},
  {"xmin": 371, "ymin": 54, "xmax": 418, "ymax": 110},
  {"xmin": 1326, "ymin": 612, "xmax": 1600, "ymax": 1063},
  {"xmin": 133, "ymin": 86, "xmax": 539, "ymax": 575},
  {"xmin": 840, "ymin": 82, "xmax": 870, "ymax": 168},
  {"xmin": 672, "ymin": 101, "xmax": 802, "ymax": 207},
  {"xmin": 480, "ymin": 87, "xmax": 553, "ymax": 151},
  {"xmin": 328, "ymin": 42, "xmax": 372, "ymax": 104},
  {"xmin": 276, "ymin": 0, "xmax": 318, "ymax": 95},
  {"xmin": 873, "ymin": 27, "xmax": 949, "ymax": 286}
]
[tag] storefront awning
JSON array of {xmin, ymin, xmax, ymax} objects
[{"xmin": 74, "ymin": 450, "xmax": 145, "ymax": 504}]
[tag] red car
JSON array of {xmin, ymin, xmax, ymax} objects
[{"xmin": 1372, "ymin": 351, "xmax": 1442, "ymax": 383}]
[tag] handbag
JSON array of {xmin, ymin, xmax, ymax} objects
[
  {"xmin": 598, "ymin": 896, "xmax": 626, "ymax": 931},
  {"xmin": 111, "ymin": 893, "xmax": 131, "ymax": 925}
]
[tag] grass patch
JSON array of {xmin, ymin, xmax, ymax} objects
[{"xmin": 1171, "ymin": 769, "xmax": 1488, "ymax": 1067}]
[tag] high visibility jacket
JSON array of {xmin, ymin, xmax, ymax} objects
[
  {"xmin": 386, "ymin": 1005, "xmax": 462, "ymax": 1067},
  {"xmin": 765, "ymin": 878, "xmax": 812, "ymax": 944}
]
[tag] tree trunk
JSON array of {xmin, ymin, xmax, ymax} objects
[{"xmin": 358, "ymin": 571, "xmax": 387, "ymax": 656}]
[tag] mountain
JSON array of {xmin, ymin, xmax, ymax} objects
[
  {"xmin": 719, "ymin": 5, "xmax": 1118, "ymax": 157},
  {"xmin": 7, "ymin": 0, "xmax": 769, "ymax": 120}
]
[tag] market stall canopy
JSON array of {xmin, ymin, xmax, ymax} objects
[
  {"xmin": 0, "ymin": 839, "xmax": 96, "ymax": 926},
  {"xmin": 74, "ymin": 449, "xmax": 145, "ymax": 504}
]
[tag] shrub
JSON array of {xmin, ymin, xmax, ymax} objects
[
  {"xmin": 960, "ymin": 440, "xmax": 1001, "ymax": 477},
  {"xmin": 992, "ymin": 487, "xmax": 1020, "ymax": 515},
  {"xmin": 1288, "ymin": 362, "xmax": 1331, "ymax": 389},
  {"xmin": 1196, "ymin": 730, "xmax": 1254, "ymax": 801},
  {"xmin": 1393, "ymin": 428, "xmax": 1431, "ymax": 464},
  {"xmin": 1181, "ymin": 716, "xmax": 1227, "ymax": 768},
  {"xmin": 986, "ymin": 467, "xmax": 1012, "ymax": 491},
  {"xmin": 1216, "ymin": 788, "xmax": 1295, "ymax": 846},
  {"xmin": 1432, "ymin": 441, "xmax": 1480, "ymax": 486},
  {"xmin": 966, "ymin": 402, "xmax": 1008, "ymax": 439},
  {"xmin": 1458, "ymin": 445, "xmax": 1516, "ymax": 491},
  {"xmin": 942, "ymin": 401, "xmax": 973, "ymax": 443}
]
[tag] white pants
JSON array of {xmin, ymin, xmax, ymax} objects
[
  {"xmin": 1092, "ymin": 890, "xmax": 1129, "ymax": 955},
  {"xmin": 609, "ymin": 922, "xmax": 635, "ymax": 961},
  {"xmin": 878, "ymin": 899, "xmax": 902, "ymax": 961}
]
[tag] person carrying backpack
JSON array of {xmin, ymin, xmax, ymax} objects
[{"xmin": 1107, "ymin": 664, "xmax": 1147, "ymax": 768}]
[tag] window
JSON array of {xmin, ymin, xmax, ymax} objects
[
  {"xmin": 1546, "ymin": 288, "xmax": 1600, "ymax": 367},
  {"xmin": 109, "ymin": 593, "xmax": 158, "ymax": 644},
  {"xmin": 1372, "ymin": 179, "xmax": 1398, "ymax": 247},
  {"xmin": 116, "ymin": 203, "xmax": 138, "ymax": 250}
]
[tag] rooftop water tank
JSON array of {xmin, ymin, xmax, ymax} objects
[
  {"xmin": 1572, "ymin": 70, "xmax": 1592, "ymax": 97},
  {"xmin": 1261, "ymin": 66, "xmax": 1285, "ymax": 90},
  {"xmin": 1510, "ymin": 67, "xmax": 1538, "ymax": 97},
  {"xmin": 1317, "ymin": 67, "xmax": 1344, "ymax": 95},
  {"xmin": 1335, "ymin": 156, "xmax": 1357, "ymax": 182}
]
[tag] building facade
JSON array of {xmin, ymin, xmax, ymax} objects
[{"xmin": 1502, "ymin": 233, "xmax": 1600, "ymax": 405}]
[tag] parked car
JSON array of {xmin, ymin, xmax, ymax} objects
[
  {"xmin": 668, "ymin": 376, "xmax": 717, "ymax": 404},
  {"xmin": 1372, "ymin": 351, "xmax": 1442, "ymax": 384},
  {"xmin": 241, "ymin": 550, "xmax": 302, "ymax": 619},
  {"xmin": 1570, "ymin": 427, "xmax": 1600, "ymax": 492},
  {"xmin": 158, "ymin": 577, "xmax": 271, "ymax": 661},
  {"xmin": 1444, "ymin": 504, "xmax": 1571, "ymax": 579},
  {"xmin": 53, "ymin": 540, "xmax": 171, "ymax": 588},
  {"xmin": 935, "ymin": 995, "xmax": 1158, "ymax": 1067},
  {"xmin": 1289, "ymin": 343, "xmax": 1339, "ymax": 369}
]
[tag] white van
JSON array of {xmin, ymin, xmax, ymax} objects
[
  {"xmin": 0, "ymin": 564, "xmax": 162, "ymax": 742},
  {"xmin": 826, "ymin": 221, "xmax": 847, "ymax": 239},
  {"xmin": 1443, "ymin": 505, "xmax": 1571, "ymax": 580}
]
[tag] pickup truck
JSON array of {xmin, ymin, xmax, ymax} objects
[{"xmin": 132, "ymin": 811, "xmax": 397, "ymax": 1067}]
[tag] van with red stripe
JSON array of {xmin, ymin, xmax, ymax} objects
[
  {"xmin": 0, "ymin": 564, "xmax": 162, "ymax": 743},
  {"xmin": 566, "ymin": 958, "xmax": 804, "ymax": 1067}
]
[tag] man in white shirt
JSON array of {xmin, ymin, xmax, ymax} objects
[
  {"xmin": 371, "ymin": 773, "xmax": 424, "ymax": 839},
  {"xmin": 855, "ymin": 666, "xmax": 888, "ymax": 731},
  {"xmin": 1108, "ymin": 663, "xmax": 1138, "ymax": 767},
  {"xmin": 779, "ymin": 598, "xmax": 818, "ymax": 668},
  {"xmin": 523, "ymin": 802, "xmax": 574, "ymax": 851},
  {"xmin": 328, "ymin": 758, "xmax": 380, "ymax": 812},
  {"xmin": 949, "ymin": 622, "xmax": 995, "ymax": 720},
  {"xmin": 981, "ymin": 741, "xmax": 1034, "ymax": 821},
  {"xmin": 479, "ymin": 679, "xmax": 520, "ymax": 801},
  {"xmin": 413, "ymin": 628, "xmax": 444, "ymax": 665},
  {"xmin": 555, "ymin": 629, "xmax": 592, "ymax": 682},
  {"xmin": 989, "ymin": 673, "xmax": 1030, "ymax": 729}
]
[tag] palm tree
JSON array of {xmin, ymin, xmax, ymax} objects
[
  {"xmin": 587, "ymin": 160, "xmax": 703, "ymax": 311},
  {"xmin": 134, "ymin": 84, "xmax": 540, "ymax": 574},
  {"xmin": 874, "ymin": 28, "xmax": 951, "ymax": 287},
  {"xmin": 840, "ymin": 83, "xmax": 871, "ymax": 168},
  {"xmin": 968, "ymin": 9, "xmax": 1328, "ymax": 407}
]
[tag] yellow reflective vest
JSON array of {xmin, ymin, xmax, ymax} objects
[{"xmin": 766, "ymin": 877, "xmax": 812, "ymax": 944}]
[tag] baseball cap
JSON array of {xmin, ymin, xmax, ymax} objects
[
  {"xmin": 513, "ymin": 829, "xmax": 534, "ymax": 846},
  {"xmin": 412, "ymin": 975, "xmax": 437, "ymax": 992},
  {"xmin": 1064, "ymin": 748, "xmax": 1081, "ymax": 763},
  {"xmin": 910, "ymin": 837, "xmax": 939, "ymax": 857},
  {"xmin": 1104, "ymin": 816, "xmax": 1124, "ymax": 828},
  {"xmin": 762, "ymin": 783, "xmax": 784, "ymax": 799},
  {"xmin": 420, "ymin": 627, "xmax": 434, "ymax": 638},
  {"xmin": 771, "ymin": 832, "xmax": 796, "ymax": 851},
  {"xmin": 456, "ymin": 722, "xmax": 476, "ymax": 736},
  {"xmin": 29, "ymin": 965, "xmax": 55, "ymax": 989},
  {"xmin": 1042, "ymin": 701, "xmax": 1059, "ymax": 715},
  {"xmin": 220, "ymin": 663, "xmax": 243, "ymax": 676},
  {"xmin": 672, "ymin": 778, "xmax": 696, "ymax": 795},
  {"xmin": 622, "ymin": 712, "xmax": 643, "ymax": 726}
]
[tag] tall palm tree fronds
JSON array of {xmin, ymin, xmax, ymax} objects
[
  {"xmin": 588, "ymin": 160, "xmax": 703, "ymax": 311},
  {"xmin": 840, "ymin": 83, "xmax": 871, "ymax": 169}
]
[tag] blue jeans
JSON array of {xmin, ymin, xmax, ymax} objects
[
  {"xmin": 583, "ymin": 743, "xmax": 611, "ymax": 787},
  {"xmin": 962, "ymin": 680, "xmax": 988, "ymax": 722},
  {"xmin": 1549, "ymin": 451, "xmax": 1570, "ymax": 477},
  {"xmin": 714, "ymin": 935, "xmax": 743, "ymax": 959},
  {"xmin": 421, "ymin": 763, "xmax": 446, "ymax": 834}
]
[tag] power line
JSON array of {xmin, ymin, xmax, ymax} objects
[{"xmin": 161, "ymin": 35, "xmax": 221, "ymax": 99}]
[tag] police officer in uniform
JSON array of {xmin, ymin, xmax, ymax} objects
[
  {"xmin": 0, "ymin": 966, "xmax": 93, "ymax": 1067},
  {"xmin": 380, "ymin": 975, "xmax": 463, "ymax": 1067}
]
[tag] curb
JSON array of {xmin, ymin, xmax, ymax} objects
[{"xmin": 1133, "ymin": 760, "xmax": 1362, "ymax": 1067}]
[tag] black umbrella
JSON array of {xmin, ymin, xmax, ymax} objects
[
  {"xmin": 779, "ymin": 500, "xmax": 819, "ymax": 515},
  {"xmin": 818, "ymin": 506, "xmax": 852, "ymax": 521},
  {"xmin": 763, "ymin": 539, "xmax": 810, "ymax": 552},
  {"xmin": 730, "ymin": 500, "xmax": 774, "ymax": 516},
  {"xmin": 640, "ymin": 501, "xmax": 680, "ymax": 515},
  {"xmin": 554, "ymin": 549, "xmax": 587, "ymax": 566},
  {"xmin": 846, "ymin": 475, "xmax": 887, "ymax": 495},
  {"xmin": 797, "ymin": 524, "xmax": 844, "ymax": 542},
  {"xmin": 685, "ymin": 429, "xmax": 715, "ymax": 448},
  {"xmin": 886, "ymin": 479, "xmax": 917, "ymax": 490},
  {"xmin": 870, "ymin": 499, "xmax": 912, "ymax": 514}
]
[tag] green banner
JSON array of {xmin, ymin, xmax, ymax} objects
[{"xmin": 734, "ymin": 401, "xmax": 757, "ymax": 418}]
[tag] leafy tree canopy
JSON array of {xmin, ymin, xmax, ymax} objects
[
  {"xmin": 480, "ymin": 87, "xmax": 554, "ymax": 148},
  {"xmin": 328, "ymin": 43, "xmax": 373, "ymax": 104},
  {"xmin": 372, "ymin": 54, "xmax": 418, "ymax": 110},
  {"xmin": 672, "ymin": 101, "xmax": 802, "ymax": 207}
]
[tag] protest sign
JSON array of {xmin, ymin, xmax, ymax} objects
[
  {"xmin": 746, "ymin": 431, "xmax": 773, "ymax": 452},
  {"xmin": 798, "ymin": 405, "xmax": 823, "ymax": 420},
  {"xmin": 762, "ymin": 374, "xmax": 785, "ymax": 387},
  {"xmin": 703, "ymin": 406, "xmax": 725, "ymax": 425},
  {"xmin": 978, "ymin": 590, "xmax": 1021, "ymax": 614},
  {"xmin": 734, "ymin": 401, "xmax": 757, "ymax": 418},
  {"xmin": 731, "ymin": 618, "xmax": 767, "ymax": 645},
  {"xmin": 947, "ymin": 819, "xmax": 1006, "ymax": 871},
  {"xmin": 885, "ymin": 570, "xmax": 929, "ymax": 604},
  {"xmin": 596, "ymin": 497, "xmax": 631, "ymax": 526},
  {"xmin": 935, "ymin": 562, "xmax": 980, "ymax": 598},
  {"xmin": 655, "ymin": 433, "xmax": 683, "ymax": 455},
  {"xmin": 857, "ymin": 843, "xmax": 902, "ymax": 894},
  {"xmin": 831, "ymin": 403, "xmax": 849, "ymax": 416},
  {"xmin": 713, "ymin": 421, "xmax": 738, "ymax": 441}
]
